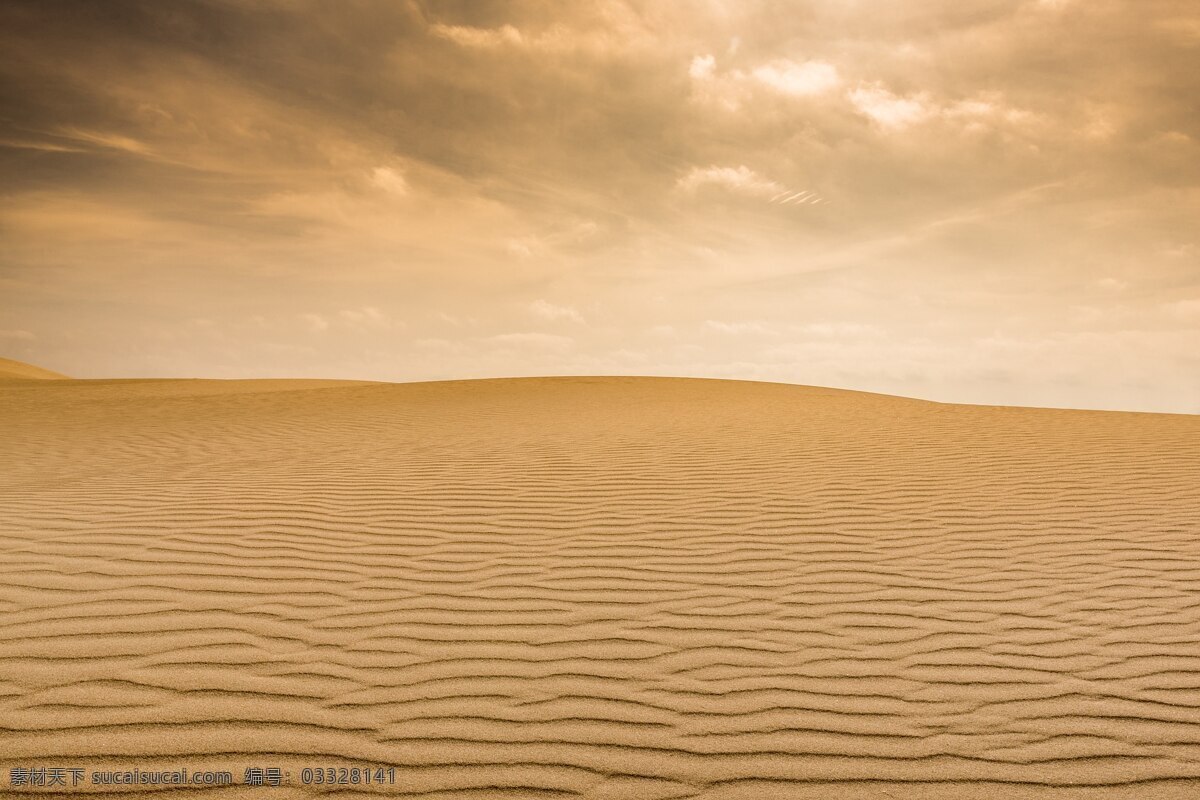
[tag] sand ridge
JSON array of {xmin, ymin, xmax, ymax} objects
[
  {"xmin": 0, "ymin": 357, "xmax": 68, "ymax": 381},
  {"xmin": 1, "ymin": 374, "xmax": 1199, "ymax": 798}
]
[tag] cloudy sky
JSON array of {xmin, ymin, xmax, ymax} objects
[{"xmin": 1, "ymin": 0, "xmax": 1198, "ymax": 412}]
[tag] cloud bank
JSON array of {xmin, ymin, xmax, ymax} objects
[{"xmin": 0, "ymin": 0, "xmax": 1197, "ymax": 411}]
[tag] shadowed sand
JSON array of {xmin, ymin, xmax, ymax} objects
[{"xmin": 2, "ymin": 361, "xmax": 1199, "ymax": 799}]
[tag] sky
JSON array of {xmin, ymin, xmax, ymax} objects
[{"xmin": 1, "ymin": 0, "xmax": 1198, "ymax": 413}]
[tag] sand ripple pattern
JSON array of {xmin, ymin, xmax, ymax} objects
[{"xmin": 2, "ymin": 376, "xmax": 1199, "ymax": 799}]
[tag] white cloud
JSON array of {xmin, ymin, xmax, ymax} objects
[
  {"xmin": 940, "ymin": 95, "xmax": 1036, "ymax": 133},
  {"xmin": 339, "ymin": 306, "xmax": 396, "ymax": 331},
  {"xmin": 58, "ymin": 127, "xmax": 150, "ymax": 155},
  {"xmin": 677, "ymin": 165, "xmax": 783, "ymax": 197},
  {"xmin": 300, "ymin": 313, "xmax": 329, "ymax": 333},
  {"xmin": 433, "ymin": 311, "xmax": 477, "ymax": 327},
  {"xmin": 769, "ymin": 189, "xmax": 826, "ymax": 205},
  {"xmin": 689, "ymin": 54, "xmax": 716, "ymax": 80},
  {"xmin": 505, "ymin": 238, "xmax": 537, "ymax": 258},
  {"xmin": 429, "ymin": 20, "xmax": 646, "ymax": 57},
  {"xmin": 690, "ymin": 57, "xmax": 840, "ymax": 111},
  {"xmin": 0, "ymin": 139, "xmax": 86, "ymax": 153},
  {"xmin": 370, "ymin": 166, "xmax": 408, "ymax": 195},
  {"xmin": 430, "ymin": 23, "xmax": 524, "ymax": 49},
  {"xmin": 530, "ymin": 299, "xmax": 584, "ymax": 323},
  {"xmin": 850, "ymin": 84, "xmax": 931, "ymax": 129},
  {"xmin": 752, "ymin": 59, "xmax": 840, "ymax": 96},
  {"xmin": 563, "ymin": 220, "xmax": 600, "ymax": 242},
  {"xmin": 705, "ymin": 319, "xmax": 773, "ymax": 334}
]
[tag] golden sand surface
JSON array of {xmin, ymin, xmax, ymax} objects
[{"xmin": 2, "ymin": 364, "xmax": 1199, "ymax": 799}]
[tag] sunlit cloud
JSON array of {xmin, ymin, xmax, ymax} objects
[
  {"xmin": 689, "ymin": 54, "xmax": 716, "ymax": 80},
  {"xmin": 849, "ymin": 84, "xmax": 931, "ymax": 129},
  {"xmin": 705, "ymin": 320, "xmax": 774, "ymax": 335},
  {"xmin": 530, "ymin": 300, "xmax": 585, "ymax": 323},
  {"xmin": 300, "ymin": 314, "xmax": 330, "ymax": 334},
  {"xmin": 0, "ymin": 139, "xmax": 86, "ymax": 153},
  {"xmin": 677, "ymin": 165, "xmax": 783, "ymax": 198},
  {"xmin": 57, "ymin": 128, "xmax": 150, "ymax": 155},
  {"xmin": 369, "ymin": 167, "xmax": 408, "ymax": 196},
  {"xmin": 339, "ymin": 307, "xmax": 399, "ymax": 332},
  {"xmin": 431, "ymin": 23, "xmax": 525, "ymax": 49},
  {"xmin": 752, "ymin": 59, "xmax": 840, "ymax": 96}
]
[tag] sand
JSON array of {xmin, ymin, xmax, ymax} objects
[
  {"xmin": 2, "ymin": 364, "xmax": 1199, "ymax": 799},
  {"xmin": 0, "ymin": 357, "xmax": 68, "ymax": 381}
]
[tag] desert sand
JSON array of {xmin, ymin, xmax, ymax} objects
[
  {"xmin": 2, "ymin": 360, "xmax": 1199, "ymax": 799},
  {"xmin": 0, "ymin": 357, "xmax": 68, "ymax": 381}
]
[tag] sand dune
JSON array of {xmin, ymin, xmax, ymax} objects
[
  {"xmin": 0, "ymin": 357, "xmax": 68, "ymax": 381},
  {"xmin": 1, "ymin": 371, "xmax": 1199, "ymax": 798}
]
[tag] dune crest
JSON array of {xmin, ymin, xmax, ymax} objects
[
  {"xmin": 0, "ymin": 356, "xmax": 69, "ymax": 380},
  {"xmin": 2, "ymin": 373, "xmax": 1199, "ymax": 798}
]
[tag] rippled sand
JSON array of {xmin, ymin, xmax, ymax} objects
[{"xmin": 2, "ymin": 368, "xmax": 1199, "ymax": 798}]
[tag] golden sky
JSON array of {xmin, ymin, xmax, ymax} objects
[{"xmin": 1, "ymin": 0, "xmax": 1198, "ymax": 412}]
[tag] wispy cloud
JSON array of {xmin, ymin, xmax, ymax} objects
[
  {"xmin": 300, "ymin": 313, "xmax": 330, "ymax": 334},
  {"xmin": 530, "ymin": 300, "xmax": 584, "ymax": 323},
  {"xmin": 752, "ymin": 59, "xmax": 840, "ymax": 96},
  {"xmin": 705, "ymin": 320, "xmax": 773, "ymax": 335},
  {"xmin": 431, "ymin": 23, "xmax": 525, "ymax": 49},
  {"xmin": 677, "ymin": 165, "xmax": 782, "ymax": 197}
]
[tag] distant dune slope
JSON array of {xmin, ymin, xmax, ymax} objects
[
  {"xmin": 0, "ymin": 356, "xmax": 68, "ymax": 380},
  {"xmin": 1, "ymin": 374, "xmax": 1198, "ymax": 799}
]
